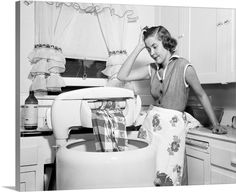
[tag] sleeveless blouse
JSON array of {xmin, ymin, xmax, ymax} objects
[{"xmin": 149, "ymin": 56, "xmax": 191, "ymax": 112}]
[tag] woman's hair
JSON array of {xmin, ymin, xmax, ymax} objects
[{"xmin": 143, "ymin": 26, "xmax": 177, "ymax": 54}]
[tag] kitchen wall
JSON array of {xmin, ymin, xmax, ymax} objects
[
  {"xmin": 190, "ymin": 83, "xmax": 236, "ymax": 126},
  {"xmin": 201, "ymin": 83, "xmax": 236, "ymax": 108}
]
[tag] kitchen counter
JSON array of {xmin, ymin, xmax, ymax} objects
[
  {"xmin": 187, "ymin": 126, "xmax": 236, "ymax": 143},
  {"xmin": 20, "ymin": 126, "xmax": 139, "ymax": 137},
  {"xmin": 20, "ymin": 124, "xmax": 236, "ymax": 143}
]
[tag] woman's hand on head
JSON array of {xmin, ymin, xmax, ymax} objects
[{"xmin": 137, "ymin": 28, "xmax": 146, "ymax": 50}]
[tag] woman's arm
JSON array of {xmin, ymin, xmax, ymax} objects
[
  {"xmin": 117, "ymin": 30, "xmax": 150, "ymax": 81},
  {"xmin": 185, "ymin": 65, "xmax": 227, "ymax": 134},
  {"xmin": 117, "ymin": 45, "xmax": 150, "ymax": 81}
]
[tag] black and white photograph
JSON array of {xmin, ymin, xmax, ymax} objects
[{"xmin": 3, "ymin": 0, "xmax": 236, "ymax": 191}]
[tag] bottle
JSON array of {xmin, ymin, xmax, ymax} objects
[{"xmin": 24, "ymin": 91, "xmax": 38, "ymax": 130}]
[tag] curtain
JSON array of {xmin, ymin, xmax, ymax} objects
[
  {"xmin": 96, "ymin": 4, "xmax": 138, "ymax": 87},
  {"xmin": 28, "ymin": 2, "xmax": 76, "ymax": 92},
  {"xmin": 27, "ymin": 2, "xmax": 138, "ymax": 91},
  {"xmin": 62, "ymin": 3, "xmax": 109, "ymax": 60}
]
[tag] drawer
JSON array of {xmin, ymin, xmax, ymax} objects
[
  {"xmin": 211, "ymin": 146, "xmax": 236, "ymax": 172},
  {"xmin": 20, "ymin": 146, "xmax": 38, "ymax": 166},
  {"xmin": 211, "ymin": 165, "xmax": 236, "ymax": 184}
]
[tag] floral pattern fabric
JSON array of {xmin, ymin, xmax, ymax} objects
[{"xmin": 137, "ymin": 106, "xmax": 190, "ymax": 186}]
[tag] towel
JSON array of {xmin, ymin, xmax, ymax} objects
[
  {"xmin": 92, "ymin": 101, "xmax": 127, "ymax": 152},
  {"xmin": 137, "ymin": 106, "xmax": 201, "ymax": 186}
]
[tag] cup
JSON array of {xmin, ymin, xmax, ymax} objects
[{"xmin": 232, "ymin": 116, "xmax": 236, "ymax": 129}]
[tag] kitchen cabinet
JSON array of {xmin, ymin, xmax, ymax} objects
[
  {"xmin": 210, "ymin": 138, "xmax": 236, "ymax": 184},
  {"xmin": 20, "ymin": 135, "xmax": 55, "ymax": 191},
  {"xmin": 155, "ymin": 6, "xmax": 183, "ymax": 55},
  {"xmin": 19, "ymin": 131, "xmax": 94, "ymax": 191},
  {"xmin": 186, "ymin": 149, "xmax": 210, "ymax": 185},
  {"xmin": 185, "ymin": 136, "xmax": 211, "ymax": 185},
  {"xmin": 155, "ymin": 6, "xmax": 236, "ymax": 84},
  {"xmin": 183, "ymin": 8, "xmax": 235, "ymax": 84},
  {"xmin": 186, "ymin": 127, "xmax": 236, "ymax": 185},
  {"xmin": 20, "ymin": 171, "xmax": 36, "ymax": 191}
]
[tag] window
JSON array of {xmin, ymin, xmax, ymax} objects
[{"xmin": 61, "ymin": 58, "xmax": 107, "ymax": 79}]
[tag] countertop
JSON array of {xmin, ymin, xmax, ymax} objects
[
  {"xmin": 20, "ymin": 125, "xmax": 236, "ymax": 143},
  {"xmin": 20, "ymin": 125, "xmax": 139, "ymax": 137},
  {"xmin": 187, "ymin": 125, "xmax": 236, "ymax": 143}
]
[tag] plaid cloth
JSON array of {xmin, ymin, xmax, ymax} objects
[{"xmin": 92, "ymin": 101, "xmax": 127, "ymax": 152}]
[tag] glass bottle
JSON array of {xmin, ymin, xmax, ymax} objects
[{"xmin": 24, "ymin": 91, "xmax": 38, "ymax": 130}]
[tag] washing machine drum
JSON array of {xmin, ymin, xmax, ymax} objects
[{"xmin": 56, "ymin": 137, "xmax": 156, "ymax": 190}]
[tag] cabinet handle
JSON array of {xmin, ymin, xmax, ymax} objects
[
  {"xmin": 216, "ymin": 22, "xmax": 223, "ymax": 27},
  {"xmin": 224, "ymin": 20, "xmax": 230, "ymax": 24},
  {"xmin": 217, "ymin": 20, "xmax": 230, "ymax": 27},
  {"xmin": 231, "ymin": 158, "xmax": 236, "ymax": 166},
  {"xmin": 186, "ymin": 138, "xmax": 209, "ymax": 150}
]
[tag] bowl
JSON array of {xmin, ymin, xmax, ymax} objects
[{"xmin": 185, "ymin": 106, "xmax": 224, "ymax": 127}]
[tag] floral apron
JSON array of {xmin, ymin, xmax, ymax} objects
[{"xmin": 137, "ymin": 105, "xmax": 190, "ymax": 186}]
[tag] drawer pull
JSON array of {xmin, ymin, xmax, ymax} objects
[
  {"xmin": 224, "ymin": 20, "xmax": 230, "ymax": 24},
  {"xmin": 216, "ymin": 22, "xmax": 223, "ymax": 27},
  {"xmin": 186, "ymin": 138, "xmax": 209, "ymax": 150},
  {"xmin": 231, "ymin": 158, "xmax": 236, "ymax": 166}
]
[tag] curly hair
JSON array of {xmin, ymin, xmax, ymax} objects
[{"xmin": 143, "ymin": 26, "xmax": 177, "ymax": 54}]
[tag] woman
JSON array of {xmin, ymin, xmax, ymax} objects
[{"xmin": 117, "ymin": 26, "xmax": 227, "ymax": 186}]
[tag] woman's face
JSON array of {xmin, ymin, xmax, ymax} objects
[{"xmin": 144, "ymin": 35, "xmax": 170, "ymax": 65}]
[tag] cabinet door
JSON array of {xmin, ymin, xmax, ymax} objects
[
  {"xmin": 210, "ymin": 139, "xmax": 236, "ymax": 184},
  {"xmin": 186, "ymin": 146, "xmax": 211, "ymax": 185},
  {"xmin": 188, "ymin": 8, "xmax": 220, "ymax": 83},
  {"xmin": 20, "ymin": 171, "xmax": 36, "ymax": 191},
  {"xmin": 181, "ymin": 8, "xmax": 235, "ymax": 84},
  {"xmin": 158, "ymin": 7, "xmax": 180, "ymax": 39},
  {"xmin": 217, "ymin": 9, "xmax": 235, "ymax": 83},
  {"xmin": 156, "ymin": 6, "xmax": 191, "ymax": 61},
  {"xmin": 156, "ymin": 6, "xmax": 181, "ymax": 55}
]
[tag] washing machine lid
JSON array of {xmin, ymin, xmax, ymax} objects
[{"xmin": 55, "ymin": 87, "xmax": 134, "ymax": 101}]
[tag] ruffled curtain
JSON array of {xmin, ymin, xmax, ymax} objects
[
  {"xmin": 96, "ymin": 4, "xmax": 138, "ymax": 87},
  {"xmin": 28, "ymin": 2, "xmax": 76, "ymax": 92},
  {"xmin": 26, "ymin": 2, "xmax": 138, "ymax": 91}
]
